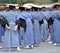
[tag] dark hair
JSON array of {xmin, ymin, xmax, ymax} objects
[
  {"xmin": 19, "ymin": 7, "xmax": 25, "ymax": 11},
  {"xmin": 32, "ymin": 7, "xmax": 38, "ymax": 11},
  {"xmin": 26, "ymin": 8, "xmax": 31, "ymax": 11},
  {"xmin": 9, "ymin": 5, "xmax": 15, "ymax": 10},
  {"xmin": 53, "ymin": 4, "xmax": 60, "ymax": 9},
  {"xmin": 41, "ymin": 7, "xmax": 46, "ymax": 10}
]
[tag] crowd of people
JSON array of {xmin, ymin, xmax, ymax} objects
[{"xmin": 0, "ymin": 3, "xmax": 60, "ymax": 51}]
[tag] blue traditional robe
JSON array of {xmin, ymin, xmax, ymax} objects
[
  {"xmin": 0, "ymin": 11, "xmax": 3, "ymax": 43},
  {"xmin": 31, "ymin": 11, "xmax": 41, "ymax": 45},
  {"xmin": 0, "ymin": 20, "xmax": 2, "ymax": 43},
  {"xmin": 40, "ymin": 11, "xmax": 49, "ymax": 41},
  {"xmin": 18, "ymin": 11, "xmax": 34, "ymax": 46},
  {"xmin": 17, "ymin": 12, "xmax": 25, "ymax": 46},
  {"xmin": 53, "ymin": 10, "xmax": 60, "ymax": 43},
  {"xmin": 2, "ymin": 10, "xmax": 20, "ymax": 48}
]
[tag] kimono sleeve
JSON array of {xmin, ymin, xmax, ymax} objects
[
  {"xmin": 15, "ymin": 18, "xmax": 20, "ymax": 26},
  {"xmin": 15, "ymin": 18, "xmax": 26, "ymax": 32},
  {"xmin": 2, "ymin": 17, "xmax": 9, "ymax": 27},
  {"xmin": 47, "ymin": 17, "xmax": 54, "ymax": 26},
  {"xmin": 20, "ymin": 18, "xmax": 26, "ymax": 31},
  {"xmin": 39, "ymin": 19, "xmax": 44, "ymax": 25}
]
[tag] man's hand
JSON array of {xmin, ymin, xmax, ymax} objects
[
  {"xmin": 14, "ymin": 25, "xmax": 18, "ymax": 31},
  {"xmin": 6, "ymin": 24, "xmax": 10, "ymax": 30}
]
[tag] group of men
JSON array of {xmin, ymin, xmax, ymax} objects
[{"xmin": 0, "ymin": 3, "xmax": 60, "ymax": 51}]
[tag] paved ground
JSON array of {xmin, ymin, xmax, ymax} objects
[{"xmin": 0, "ymin": 42, "xmax": 60, "ymax": 53}]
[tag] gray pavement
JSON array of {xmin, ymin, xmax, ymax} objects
[{"xmin": 0, "ymin": 42, "xmax": 60, "ymax": 53}]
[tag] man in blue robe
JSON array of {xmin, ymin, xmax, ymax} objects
[
  {"xmin": 31, "ymin": 7, "xmax": 41, "ymax": 47},
  {"xmin": 2, "ymin": 5, "xmax": 21, "ymax": 51},
  {"xmin": 51, "ymin": 4, "xmax": 60, "ymax": 46},
  {"xmin": 17, "ymin": 7, "xmax": 34, "ymax": 48},
  {"xmin": 0, "ymin": 13, "xmax": 3, "ymax": 48},
  {"xmin": 41, "ymin": 7, "xmax": 49, "ymax": 41},
  {"xmin": 38, "ymin": 9, "xmax": 45, "ymax": 42}
]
